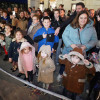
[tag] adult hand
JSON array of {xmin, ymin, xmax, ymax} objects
[
  {"xmin": 71, "ymin": 44, "xmax": 78, "ymax": 49},
  {"xmin": 42, "ymin": 32, "xmax": 47, "ymax": 38},
  {"xmin": 81, "ymin": 45, "xmax": 86, "ymax": 51},
  {"xmin": 54, "ymin": 27, "xmax": 60, "ymax": 36}
]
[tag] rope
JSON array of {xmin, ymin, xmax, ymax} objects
[{"xmin": 0, "ymin": 68, "xmax": 71, "ymax": 100}]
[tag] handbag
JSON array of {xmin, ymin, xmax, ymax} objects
[{"xmin": 46, "ymin": 33, "xmax": 55, "ymax": 42}]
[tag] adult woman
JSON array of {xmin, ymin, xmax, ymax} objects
[
  {"xmin": 62, "ymin": 10, "xmax": 98, "ymax": 54},
  {"xmin": 57, "ymin": 10, "xmax": 98, "ymax": 82}
]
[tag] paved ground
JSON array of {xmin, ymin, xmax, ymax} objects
[{"xmin": 0, "ymin": 52, "xmax": 64, "ymax": 100}]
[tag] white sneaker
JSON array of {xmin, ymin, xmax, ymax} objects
[{"xmin": 57, "ymin": 74, "xmax": 63, "ymax": 82}]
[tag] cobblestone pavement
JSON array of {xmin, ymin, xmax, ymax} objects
[{"xmin": 0, "ymin": 53, "xmax": 64, "ymax": 100}]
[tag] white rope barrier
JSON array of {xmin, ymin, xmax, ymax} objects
[{"xmin": 0, "ymin": 68, "xmax": 71, "ymax": 100}]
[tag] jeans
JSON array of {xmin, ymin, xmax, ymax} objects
[{"xmin": 56, "ymin": 39, "xmax": 62, "ymax": 63}]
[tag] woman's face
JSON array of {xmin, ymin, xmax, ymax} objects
[
  {"xmin": 97, "ymin": 15, "xmax": 100, "ymax": 21},
  {"xmin": 41, "ymin": 51, "xmax": 47, "ymax": 58},
  {"xmin": 79, "ymin": 13, "xmax": 88, "ymax": 28},
  {"xmin": 32, "ymin": 17, "xmax": 39, "ymax": 24}
]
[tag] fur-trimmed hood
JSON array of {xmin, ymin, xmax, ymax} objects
[
  {"xmin": 12, "ymin": 38, "xmax": 27, "ymax": 42},
  {"xmin": 59, "ymin": 47, "xmax": 85, "ymax": 65},
  {"xmin": 39, "ymin": 45, "xmax": 51, "ymax": 57}
]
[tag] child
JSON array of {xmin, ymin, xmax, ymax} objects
[
  {"xmin": 33, "ymin": 16, "xmax": 59, "ymax": 53},
  {"xmin": 37, "ymin": 45, "xmax": 55, "ymax": 89},
  {"xmin": 0, "ymin": 33, "xmax": 5, "ymax": 54},
  {"xmin": 8, "ymin": 29, "xmax": 27, "ymax": 72},
  {"xmin": 3, "ymin": 24, "xmax": 13, "ymax": 61},
  {"xmin": 0, "ymin": 20, "xmax": 6, "ymax": 34},
  {"xmin": 59, "ymin": 47, "xmax": 95, "ymax": 100},
  {"xmin": 18, "ymin": 42, "xmax": 36, "ymax": 83}
]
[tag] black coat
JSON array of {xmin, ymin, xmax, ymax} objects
[
  {"xmin": 51, "ymin": 17, "xmax": 63, "ymax": 39},
  {"xmin": 8, "ymin": 41, "xmax": 22, "ymax": 62},
  {"xmin": 95, "ymin": 19, "xmax": 100, "ymax": 40}
]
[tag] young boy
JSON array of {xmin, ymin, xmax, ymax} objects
[
  {"xmin": 4, "ymin": 24, "xmax": 13, "ymax": 61},
  {"xmin": 33, "ymin": 16, "xmax": 59, "ymax": 52}
]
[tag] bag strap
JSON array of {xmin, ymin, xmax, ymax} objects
[{"xmin": 78, "ymin": 29, "xmax": 82, "ymax": 44}]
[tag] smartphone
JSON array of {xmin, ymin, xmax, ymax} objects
[{"xmin": 12, "ymin": 11, "xmax": 15, "ymax": 16}]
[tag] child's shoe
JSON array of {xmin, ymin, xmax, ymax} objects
[
  {"xmin": 3, "ymin": 55, "xmax": 8, "ymax": 61},
  {"xmin": 57, "ymin": 74, "xmax": 63, "ymax": 82}
]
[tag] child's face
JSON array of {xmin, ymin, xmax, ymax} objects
[
  {"xmin": 3, "ymin": 12, "xmax": 7, "ymax": 17},
  {"xmin": 32, "ymin": 17, "xmax": 39, "ymax": 24},
  {"xmin": 41, "ymin": 51, "xmax": 47, "ymax": 58},
  {"xmin": 5, "ymin": 26, "xmax": 12, "ymax": 33},
  {"xmin": 71, "ymin": 55, "xmax": 80, "ymax": 64},
  {"xmin": 0, "ymin": 35, "xmax": 4, "ymax": 40},
  {"xmin": 23, "ymin": 47, "xmax": 30, "ymax": 54},
  {"xmin": 15, "ymin": 31, "xmax": 23, "ymax": 41},
  {"xmin": 42, "ymin": 19, "xmax": 51, "ymax": 29},
  {"xmin": 54, "ymin": 11, "xmax": 60, "ymax": 19},
  {"xmin": 1, "ymin": 24, "xmax": 5, "ymax": 28}
]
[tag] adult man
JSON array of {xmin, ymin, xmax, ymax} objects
[{"xmin": 55, "ymin": 2, "xmax": 85, "ymax": 36}]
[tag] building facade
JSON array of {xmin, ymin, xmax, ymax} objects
[{"xmin": 28, "ymin": 0, "xmax": 100, "ymax": 11}]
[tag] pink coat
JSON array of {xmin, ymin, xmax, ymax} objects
[{"xmin": 18, "ymin": 42, "xmax": 36, "ymax": 77}]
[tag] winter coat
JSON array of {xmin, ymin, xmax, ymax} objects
[
  {"xmin": 12, "ymin": 17, "xmax": 28, "ymax": 36},
  {"xmin": 62, "ymin": 20, "xmax": 98, "ymax": 54},
  {"xmin": 33, "ymin": 27, "xmax": 59, "ymax": 51},
  {"xmin": 38, "ymin": 45, "xmax": 55, "ymax": 84},
  {"xmin": 59, "ymin": 47, "xmax": 95, "ymax": 94},
  {"xmin": 8, "ymin": 38, "xmax": 27, "ymax": 62},
  {"xmin": 51, "ymin": 17, "xmax": 63, "ymax": 39},
  {"xmin": 18, "ymin": 42, "xmax": 36, "ymax": 76},
  {"xmin": 95, "ymin": 19, "xmax": 100, "ymax": 40},
  {"xmin": 28, "ymin": 23, "xmax": 42, "ymax": 51},
  {"xmin": 5, "ymin": 35, "xmax": 13, "ymax": 51}
]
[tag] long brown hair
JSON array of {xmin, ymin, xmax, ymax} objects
[{"xmin": 71, "ymin": 10, "xmax": 90, "ymax": 29}]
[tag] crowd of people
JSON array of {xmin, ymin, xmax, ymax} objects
[{"xmin": 0, "ymin": 2, "xmax": 100, "ymax": 100}]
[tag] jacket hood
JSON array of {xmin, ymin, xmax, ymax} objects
[
  {"xmin": 67, "ymin": 47, "xmax": 85, "ymax": 65},
  {"xmin": 20, "ymin": 42, "xmax": 33, "ymax": 51},
  {"xmin": 12, "ymin": 38, "xmax": 27, "ymax": 42},
  {"xmin": 39, "ymin": 45, "xmax": 51, "ymax": 57}
]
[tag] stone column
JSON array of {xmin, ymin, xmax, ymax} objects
[
  {"xmin": 44, "ymin": 0, "xmax": 49, "ymax": 9},
  {"xmin": 28, "ymin": 0, "xmax": 40, "ymax": 9}
]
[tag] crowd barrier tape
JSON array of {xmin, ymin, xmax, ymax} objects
[{"xmin": 0, "ymin": 68, "xmax": 71, "ymax": 100}]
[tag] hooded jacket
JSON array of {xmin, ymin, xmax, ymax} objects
[
  {"xmin": 59, "ymin": 47, "xmax": 95, "ymax": 94},
  {"xmin": 38, "ymin": 45, "xmax": 55, "ymax": 84},
  {"xmin": 62, "ymin": 20, "xmax": 98, "ymax": 54},
  {"xmin": 18, "ymin": 42, "xmax": 36, "ymax": 77}
]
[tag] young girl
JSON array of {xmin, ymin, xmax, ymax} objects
[
  {"xmin": 3, "ymin": 24, "xmax": 13, "ymax": 61},
  {"xmin": 8, "ymin": 29, "xmax": 27, "ymax": 72},
  {"xmin": 59, "ymin": 47, "xmax": 95, "ymax": 100},
  {"xmin": 18, "ymin": 42, "xmax": 36, "ymax": 83},
  {"xmin": 37, "ymin": 45, "xmax": 55, "ymax": 89}
]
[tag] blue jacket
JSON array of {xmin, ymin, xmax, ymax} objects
[
  {"xmin": 33, "ymin": 27, "xmax": 59, "ymax": 51},
  {"xmin": 62, "ymin": 20, "xmax": 98, "ymax": 54}
]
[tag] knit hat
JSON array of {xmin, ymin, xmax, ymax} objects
[{"xmin": 39, "ymin": 45, "xmax": 51, "ymax": 57}]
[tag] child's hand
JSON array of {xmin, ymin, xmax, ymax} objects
[
  {"xmin": 36, "ymin": 64, "xmax": 39, "ymax": 68},
  {"xmin": 9, "ymin": 58, "xmax": 12, "ymax": 63},
  {"xmin": 17, "ymin": 48, "xmax": 20, "ymax": 53},
  {"xmin": 42, "ymin": 32, "xmax": 47, "ymax": 38},
  {"xmin": 51, "ymin": 48, "xmax": 54, "ymax": 53},
  {"xmin": 63, "ymin": 54, "xmax": 68, "ymax": 58},
  {"xmin": 83, "ymin": 59, "xmax": 90, "ymax": 66}
]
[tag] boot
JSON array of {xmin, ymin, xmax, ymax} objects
[{"xmin": 3, "ymin": 55, "xmax": 8, "ymax": 61}]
